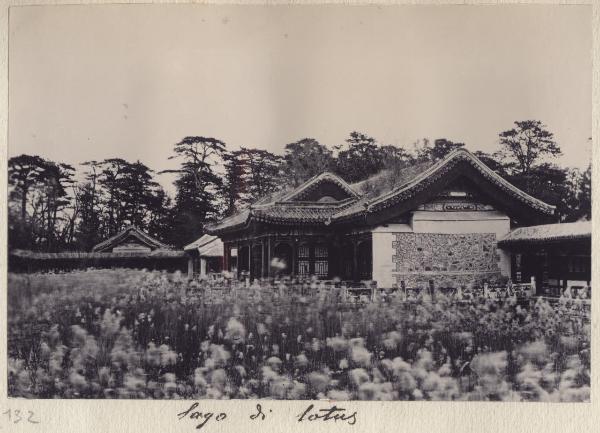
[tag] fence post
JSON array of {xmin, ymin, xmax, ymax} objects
[
  {"xmin": 187, "ymin": 256, "xmax": 194, "ymax": 280},
  {"xmin": 530, "ymin": 276, "xmax": 536, "ymax": 297},
  {"xmin": 483, "ymin": 282, "xmax": 489, "ymax": 299},
  {"xmin": 428, "ymin": 280, "xmax": 435, "ymax": 302}
]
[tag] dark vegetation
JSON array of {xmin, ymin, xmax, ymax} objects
[{"xmin": 8, "ymin": 121, "xmax": 591, "ymax": 251}]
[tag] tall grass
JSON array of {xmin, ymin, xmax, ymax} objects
[{"xmin": 7, "ymin": 269, "xmax": 590, "ymax": 400}]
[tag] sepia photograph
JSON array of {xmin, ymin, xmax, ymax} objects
[{"xmin": 5, "ymin": 3, "xmax": 593, "ymax": 406}]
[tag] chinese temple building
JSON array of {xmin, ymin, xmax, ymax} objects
[
  {"xmin": 206, "ymin": 148, "xmax": 560, "ymax": 289},
  {"xmin": 9, "ymin": 225, "xmax": 187, "ymax": 273}
]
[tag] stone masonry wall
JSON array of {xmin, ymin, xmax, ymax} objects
[{"xmin": 392, "ymin": 232, "xmax": 502, "ymax": 288}]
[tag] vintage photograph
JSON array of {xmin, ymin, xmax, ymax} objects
[{"xmin": 6, "ymin": 4, "xmax": 592, "ymax": 402}]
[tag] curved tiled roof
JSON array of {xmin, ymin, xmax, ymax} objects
[
  {"xmin": 184, "ymin": 234, "xmax": 224, "ymax": 257},
  {"xmin": 253, "ymin": 204, "xmax": 345, "ymax": 224},
  {"xmin": 92, "ymin": 225, "xmax": 172, "ymax": 252},
  {"xmin": 279, "ymin": 172, "xmax": 359, "ymax": 202},
  {"xmin": 207, "ymin": 209, "xmax": 252, "ymax": 233},
  {"xmin": 333, "ymin": 148, "xmax": 555, "ymax": 222},
  {"xmin": 207, "ymin": 148, "xmax": 556, "ymax": 234},
  {"xmin": 498, "ymin": 221, "xmax": 590, "ymax": 246}
]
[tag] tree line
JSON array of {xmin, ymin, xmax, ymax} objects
[{"xmin": 8, "ymin": 120, "xmax": 591, "ymax": 252}]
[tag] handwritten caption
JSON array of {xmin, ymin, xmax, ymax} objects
[
  {"xmin": 0, "ymin": 402, "xmax": 357, "ymax": 429},
  {"xmin": 1, "ymin": 408, "xmax": 40, "ymax": 427},
  {"xmin": 177, "ymin": 402, "xmax": 357, "ymax": 429}
]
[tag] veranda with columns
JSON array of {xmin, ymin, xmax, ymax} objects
[{"xmin": 222, "ymin": 229, "xmax": 373, "ymax": 282}]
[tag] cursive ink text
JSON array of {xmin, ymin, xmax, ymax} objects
[
  {"xmin": 177, "ymin": 402, "xmax": 227, "ymax": 430},
  {"xmin": 297, "ymin": 404, "xmax": 357, "ymax": 425}
]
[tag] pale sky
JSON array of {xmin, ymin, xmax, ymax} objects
[{"xmin": 9, "ymin": 4, "xmax": 592, "ymax": 194}]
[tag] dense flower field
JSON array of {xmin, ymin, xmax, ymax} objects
[{"xmin": 8, "ymin": 269, "xmax": 590, "ymax": 401}]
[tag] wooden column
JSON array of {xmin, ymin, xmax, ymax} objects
[
  {"xmin": 339, "ymin": 241, "xmax": 346, "ymax": 280},
  {"xmin": 541, "ymin": 249, "xmax": 549, "ymax": 296},
  {"xmin": 223, "ymin": 242, "xmax": 229, "ymax": 272},
  {"xmin": 292, "ymin": 239, "xmax": 297, "ymax": 276},
  {"xmin": 236, "ymin": 241, "xmax": 241, "ymax": 280},
  {"xmin": 352, "ymin": 240, "xmax": 359, "ymax": 281},
  {"xmin": 248, "ymin": 242, "xmax": 254, "ymax": 281},
  {"xmin": 187, "ymin": 255, "xmax": 194, "ymax": 280},
  {"xmin": 248, "ymin": 243, "xmax": 251, "ymax": 275},
  {"xmin": 267, "ymin": 237, "xmax": 272, "ymax": 278},
  {"xmin": 200, "ymin": 257, "xmax": 207, "ymax": 278},
  {"xmin": 330, "ymin": 238, "xmax": 338, "ymax": 279},
  {"xmin": 259, "ymin": 241, "xmax": 264, "ymax": 278}
]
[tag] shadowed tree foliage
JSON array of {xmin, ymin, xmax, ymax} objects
[
  {"xmin": 8, "ymin": 154, "xmax": 48, "ymax": 223},
  {"xmin": 495, "ymin": 121, "xmax": 581, "ymax": 221},
  {"xmin": 283, "ymin": 138, "xmax": 334, "ymax": 186},
  {"xmin": 8, "ymin": 155, "xmax": 75, "ymax": 251},
  {"xmin": 6, "ymin": 120, "xmax": 590, "ymax": 252},
  {"xmin": 499, "ymin": 120, "xmax": 561, "ymax": 176},
  {"xmin": 414, "ymin": 138, "xmax": 465, "ymax": 162},
  {"xmin": 473, "ymin": 150, "xmax": 509, "ymax": 176},
  {"xmin": 74, "ymin": 160, "xmax": 104, "ymax": 250},
  {"xmin": 506, "ymin": 163, "xmax": 571, "ymax": 221},
  {"xmin": 162, "ymin": 136, "xmax": 227, "ymax": 247},
  {"xmin": 576, "ymin": 164, "xmax": 592, "ymax": 220},
  {"xmin": 238, "ymin": 147, "xmax": 283, "ymax": 203},
  {"xmin": 379, "ymin": 144, "xmax": 413, "ymax": 169},
  {"xmin": 220, "ymin": 147, "xmax": 284, "ymax": 215},
  {"xmin": 560, "ymin": 163, "xmax": 591, "ymax": 223},
  {"xmin": 334, "ymin": 131, "xmax": 386, "ymax": 183},
  {"xmin": 221, "ymin": 149, "xmax": 247, "ymax": 216},
  {"xmin": 38, "ymin": 161, "xmax": 76, "ymax": 250},
  {"xmin": 73, "ymin": 159, "xmax": 170, "ymax": 250}
]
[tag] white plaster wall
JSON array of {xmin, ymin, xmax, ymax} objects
[
  {"xmin": 372, "ymin": 224, "xmax": 412, "ymax": 288},
  {"xmin": 371, "ymin": 211, "xmax": 512, "ymax": 288},
  {"xmin": 411, "ymin": 210, "xmax": 510, "ymax": 237}
]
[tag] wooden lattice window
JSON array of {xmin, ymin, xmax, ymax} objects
[
  {"xmin": 315, "ymin": 245, "xmax": 328, "ymax": 258},
  {"xmin": 298, "ymin": 245, "xmax": 310, "ymax": 258},
  {"xmin": 314, "ymin": 244, "xmax": 329, "ymax": 277},
  {"xmin": 314, "ymin": 260, "xmax": 328, "ymax": 277},
  {"xmin": 298, "ymin": 260, "xmax": 310, "ymax": 276}
]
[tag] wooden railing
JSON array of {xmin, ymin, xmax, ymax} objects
[
  {"xmin": 384, "ymin": 277, "xmax": 537, "ymax": 302},
  {"xmin": 189, "ymin": 274, "xmax": 592, "ymax": 312}
]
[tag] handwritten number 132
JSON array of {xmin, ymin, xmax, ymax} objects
[{"xmin": 2, "ymin": 409, "xmax": 40, "ymax": 424}]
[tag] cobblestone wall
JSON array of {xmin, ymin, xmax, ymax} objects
[{"xmin": 392, "ymin": 232, "xmax": 502, "ymax": 288}]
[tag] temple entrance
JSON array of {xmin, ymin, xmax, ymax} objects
[{"xmin": 238, "ymin": 245, "xmax": 250, "ymax": 275}]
